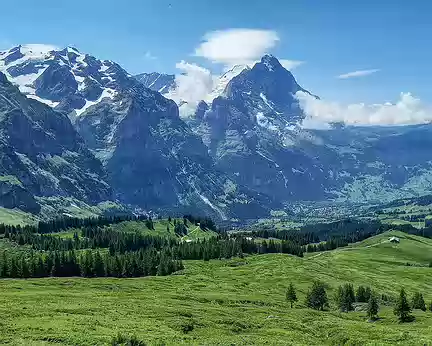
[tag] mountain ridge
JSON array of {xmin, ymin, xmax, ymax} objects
[{"xmin": 1, "ymin": 44, "xmax": 432, "ymax": 221}]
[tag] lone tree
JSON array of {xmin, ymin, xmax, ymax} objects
[
  {"xmin": 367, "ymin": 294, "xmax": 379, "ymax": 320},
  {"xmin": 305, "ymin": 281, "xmax": 329, "ymax": 311},
  {"xmin": 412, "ymin": 292, "xmax": 426, "ymax": 311},
  {"xmin": 286, "ymin": 283, "xmax": 298, "ymax": 308},
  {"xmin": 429, "ymin": 301, "xmax": 432, "ymax": 312},
  {"xmin": 394, "ymin": 288, "xmax": 412, "ymax": 322}
]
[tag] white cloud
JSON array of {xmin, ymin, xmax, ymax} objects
[
  {"xmin": 337, "ymin": 69, "xmax": 380, "ymax": 79},
  {"xmin": 194, "ymin": 29, "xmax": 279, "ymax": 67},
  {"xmin": 144, "ymin": 51, "xmax": 157, "ymax": 60},
  {"xmin": 166, "ymin": 60, "xmax": 214, "ymax": 117},
  {"xmin": 279, "ymin": 59, "xmax": 304, "ymax": 71},
  {"xmin": 296, "ymin": 91, "xmax": 432, "ymax": 128}
]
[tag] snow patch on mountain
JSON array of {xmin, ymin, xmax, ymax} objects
[
  {"xmin": 0, "ymin": 44, "xmax": 131, "ymax": 115},
  {"xmin": 75, "ymin": 88, "xmax": 117, "ymax": 116},
  {"xmin": 205, "ymin": 64, "xmax": 249, "ymax": 103}
]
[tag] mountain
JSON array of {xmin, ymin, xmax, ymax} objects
[
  {"xmin": 189, "ymin": 54, "xmax": 432, "ymax": 205},
  {"xmin": 205, "ymin": 64, "xmax": 249, "ymax": 103},
  {"xmin": 190, "ymin": 55, "xmax": 330, "ymax": 202},
  {"xmin": 0, "ymin": 45, "xmax": 276, "ymax": 220},
  {"xmin": 75, "ymin": 80, "xmax": 275, "ymax": 219},
  {"xmin": 3, "ymin": 44, "xmax": 432, "ymax": 220},
  {"xmin": 134, "ymin": 72, "xmax": 175, "ymax": 93},
  {"xmin": 0, "ymin": 72, "xmax": 112, "ymax": 213},
  {"xmin": 0, "ymin": 44, "xmax": 131, "ymax": 116}
]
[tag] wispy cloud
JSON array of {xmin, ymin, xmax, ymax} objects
[
  {"xmin": 194, "ymin": 29, "xmax": 279, "ymax": 67},
  {"xmin": 296, "ymin": 91, "xmax": 432, "ymax": 128},
  {"xmin": 337, "ymin": 69, "xmax": 380, "ymax": 79},
  {"xmin": 279, "ymin": 59, "xmax": 305, "ymax": 71},
  {"xmin": 144, "ymin": 51, "xmax": 157, "ymax": 60}
]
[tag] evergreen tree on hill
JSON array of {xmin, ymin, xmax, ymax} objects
[
  {"xmin": 367, "ymin": 294, "xmax": 379, "ymax": 320},
  {"xmin": 93, "ymin": 251, "xmax": 105, "ymax": 277},
  {"xmin": 394, "ymin": 288, "xmax": 412, "ymax": 322},
  {"xmin": 305, "ymin": 281, "xmax": 329, "ymax": 311},
  {"xmin": 286, "ymin": 283, "xmax": 298, "ymax": 308},
  {"xmin": 412, "ymin": 292, "xmax": 426, "ymax": 311},
  {"xmin": 336, "ymin": 284, "xmax": 355, "ymax": 312}
]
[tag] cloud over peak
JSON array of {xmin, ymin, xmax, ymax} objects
[
  {"xmin": 194, "ymin": 29, "xmax": 280, "ymax": 67},
  {"xmin": 279, "ymin": 59, "xmax": 304, "ymax": 71},
  {"xmin": 337, "ymin": 69, "xmax": 380, "ymax": 79}
]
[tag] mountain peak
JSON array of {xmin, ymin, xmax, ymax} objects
[
  {"xmin": 0, "ymin": 44, "xmax": 130, "ymax": 112},
  {"xmin": 259, "ymin": 54, "xmax": 282, "ymax": 71}
]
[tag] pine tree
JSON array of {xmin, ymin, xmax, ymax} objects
[
  {"xmin": 93, "ymin": 251, "xmax": 105, "ymax": 277},
  {"xmin": 9, "ymin": 257, "xmax": 18, "ymax": 278},
  {"xmin": 364, "ymin": 286, "xmax": 372, "ymax": 302},
  {"xmin": 336, "ymin": 284, "xmax": 355, "ymax": 312},
  {"xmin": 356, "ymin": 286, "xmax": 367, "ymax": 302},
  {"xmin": 286, "ymin": 283, "xmax": 298, "ymax": 308},
  {"xmin": 20, "ymin": 257, "xmax": 30, "ymax": 278},
  {"xmin": 305, "ymin": 281, "xmax": 329, "ymax": 311},
  {"xmin": 157, "ymin": 253, "xmax": 168, "ymax": 276},
  {"xmin": 394, "ymin": 288, "xmax": 412, "ymax": 322},
  {"xmin": 1, "ymin": 251, "xmax": 8, "ymax": 278},
  {"xmin": 81, "ymin": 250, "xmax": 94, "ymax": 277},
  {"xmin": 412, "ymin": 292, "xmax": 426, "ymax": 311},
  {"xmin": 367, "ymin": 294, "xmax": 379, "ymax": 320}
]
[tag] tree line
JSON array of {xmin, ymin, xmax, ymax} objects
[
  {"xmin": 285, "ymin": 281, "xmax": 431, "ymax": 322},
  {"xmin": 0, "ymin": 247, "xmax": 183, "ymax": 279},
  {"xmin": 4, "ymin": 225, "xmax": 305, "ymax": 259},
  {"xmin": 0, "ymin": 214, "xmax": 150, "ymax": 236}
]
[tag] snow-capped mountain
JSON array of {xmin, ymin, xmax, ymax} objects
[
  {"xmin": 0, "ymin": 44, "xmax": 132, "ymax": 115},
  {"xmin": 134, "ymin": 72, "xmax": 175, "ymax": 93},
  {"xmin": 205, "ymin": 64, "xmax": 249, "ymax": 103},
  {"xmin": 0, "ymin": 71, "xmax": 112, "ymax": 213},
  {"xmin": 2, "ymin": 44, "xmax": 432, "ymax": 219}
]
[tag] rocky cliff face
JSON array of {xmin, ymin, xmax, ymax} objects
[
  {"xmin": 134, "ymin": 72, "xmax": 175, "ymax": 94},
  {"xmin": 75, "ymin": 79, "xmax": 276, "ymax": 219},
  {"xmin": 0, "ymin": 72, "xmax": 112, "ymax": 212},
  {"xmin": 191, "ymin": 55, "xmax": 331, "ymax": 202}
]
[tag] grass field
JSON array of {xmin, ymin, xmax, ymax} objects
[
  {"xmin": 107, "ymin": 219, "xmax": 218, "ymax": 241},
  {"xmin": 0, "ymin": 207, "xmax": 37, "ymax": 226},
  {"xmin": 1, "ymin": 230, "xmax": 432, "ymax": 345}
]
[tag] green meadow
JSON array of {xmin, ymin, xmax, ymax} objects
[{"xmin": 0, "ymin": 230, "xmax": 431, "ymax": 345}]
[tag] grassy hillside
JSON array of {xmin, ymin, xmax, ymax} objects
[
  {"xmin": 0, "ymin": 231, "xmax": 432, "ymax": 345},
  {"xmin": 106, "ymin": 218, "xmax": 218, "ymax": 241},
  {"xmin": 0, "ymin": 207, "xmax": 37, "ymax": 226}
]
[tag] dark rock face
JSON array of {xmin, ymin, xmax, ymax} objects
[
  {"xmin": 75, "ymin": 82, "xmax": 276, "ymax": 220},
  {"xmin": 0, "ymin": 179, "xmax": 40, "ymax": 213},
  {"xmin": 191, "ymin": 55, "xmax": 330, "ymax": 202},
  {"xmin": 34, "ymin": 63, "xmax": 78, "ymax": 101},
  {"xmin": 0, "ymin": 72, "xmax": 112, "ymax": 210}
]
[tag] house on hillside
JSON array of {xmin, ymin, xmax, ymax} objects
[{"xmin": 389, "ymin": 236, "xmax": 400, "ymax": 243}]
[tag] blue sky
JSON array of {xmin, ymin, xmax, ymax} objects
[{"xmin": 0, "ymin": 0, "xmax": 430, "ymax": 104}]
